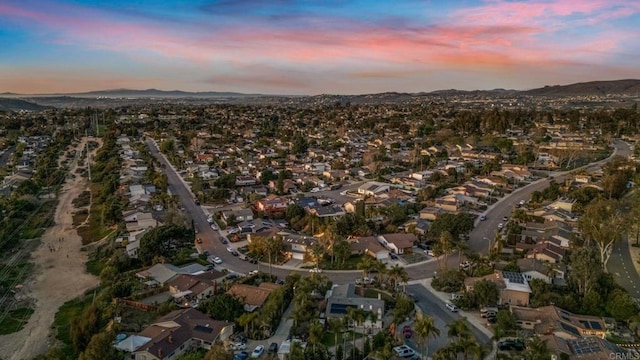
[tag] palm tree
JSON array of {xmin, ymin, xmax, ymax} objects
[
  {"xmin": 387, "ymin": 264, "xmax": 409, "ymax": 291},
  {"xmin": 357, "ymin": 256, "xmax": 377, "ymax": 280},
  {"xmin": 435, "ymin": 231, "xmax": 454, "ymax": 270},
  {"xmin": 447, "ymin": 318, "xmax": 471, "ymax": 340},
  {"xmin": 413, "ymin": 314, "xmax": 440, "ymax": 360},
  {"xmin": 308, "ymin": 319, "xmax": 324, "ymax": 353},
  {"xmin": 328, "ymin": 318, "xmax": 344, "ymax": 357}
]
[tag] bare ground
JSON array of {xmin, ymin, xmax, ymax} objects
[{"xmin": 0, "ymin": 137, "xmax": 102, "ymax": 360}]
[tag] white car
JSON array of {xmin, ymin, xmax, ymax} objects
[
  {"xmin": 251, "ymin": 345, "xmax": 265, "ymax": 358},
  {"xmin": 212, "ymin": 256, "xmax": 223, "ymax": 264},
  {"xmin": 309, "ymin": 268, "xmax": 323, "ymax": 273},
  {"xmin": 498, "ymin": 223, "xmax": 504, "ymax": 230},
  {"xmin": 249, "ymin": 270, "xmax": 259, "ymax": 276},
  {"xmin": 227, "ymin": 247, "xmax": 236, "ymax": 253}
]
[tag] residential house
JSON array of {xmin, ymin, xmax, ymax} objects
[
  {"xmin": 227, "ymin": 283, "xmax": 280, "ymax": 312},
  {"xmin": 419, "ymin": 207, "xmax": 444, "ymax": 221},
  {"xmin": 307, "ymin": 205, "xmax": 345, "ymax": 219},
  {"xmin": 348, "ymin": 237, "xmax": 389, "ymax": 260},
  {"xmin": 465, "ymin": 271, "xmax": 531, "ymax": 306},
  {"xmin": 358, "ymin": 181, "xmax": 391, "ymax": 196},
  {"xmin": 510, "ymin": 305, "xmax": 611, "ymax": 339},
  {"xmin": 378, "ymin": 233, "xmax": 416, "ymax": 255},
  {"xmin": 222, "ymin": 208, "xmax": 254, "ymax": 223},
  {"xmin": 525, "ymin": 242, "xmax": 565, "ymax": 264},
  {"xmin": 136, "ymin": 263, "xmax": 207, "ymax": 286},
  {"xmin": 235, "ymin": 176, "xmax": 257, "ymax": 186},
  {"xmin": 115, "ymin": 308, "xmax": 233, "ymax": 360},
  {"xmin": 256, "ymin": 196, "xmax": 289, "ymax": 212},
  {"xmin": 325, "ymin": 284, "xmax": 384, "ymax": 331},
  {"xmin": 280, "ymin": 233, "xmax": 319, "ymax": 260},
  {"xmin": 167, "ymin": 271, "xmax": 226, "ymax": 304}
]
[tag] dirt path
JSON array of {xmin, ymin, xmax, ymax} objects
[{"xmin": 0, "ymin": 137, "xmax": 102, "ymax": 360}]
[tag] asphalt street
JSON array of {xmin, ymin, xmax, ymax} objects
[
  {"xmin": 402, "ymin": 284, "xmax": 491, "ymax": 357},
  {"xmin": 468, "ymin": 139, "xmax": 631, "ymax": 254},
  {"xmin": 608, "ymin": 235, "xmax": 640, "ymax": 301}
]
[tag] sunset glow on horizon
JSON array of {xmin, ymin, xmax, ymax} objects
[{"xmin": 1, "ymin": 0, "xmax": 639, "ymax": 95}]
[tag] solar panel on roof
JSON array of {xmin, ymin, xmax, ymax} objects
[
  {"xmin": 579, "ymin": 320, "xmax": 591, "ymax": 329},
  {"xmin": 561, "ymin": 315, "xmax": 571, "ymax": 322},
  {"xmin": 560, "ymin": 322, "xmax": 581, "ymax": 336},
  {"xmin": 194, "ymin": 325, "xmax": 213, "ymax": 333},
  {"xmin": 590, "ymin": 321, "xmax": 602, "ymax": 330}
]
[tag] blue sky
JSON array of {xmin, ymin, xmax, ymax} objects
[{"xmin": 1, "ymin": 0, "xmax": 639, "ymax": 94}]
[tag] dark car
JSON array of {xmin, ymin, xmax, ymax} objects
[
  {"xmin": 389, "ymin": 253, "xmax": 398, "ymax": 260},
  {"xmin": 268, "ymin": 342, "xmax": 278, "ymax": 354},
  {"xmin": 498, "ymin": 340, "xmax": 525, "ymax": 351},
  {"xmin": 233, "ymin": 351, "xmax": 249, "ymax": 360},
  {"xmin": 487, "ymin": 316, "xmax": 498, "ymax": 324},
  {"xmin": 220, "ymin": 237, "xmax": 229, "ymax": 244},
  {"xmin": 403, "ymin": 325, "xmax": 412, "ymax": 338}
]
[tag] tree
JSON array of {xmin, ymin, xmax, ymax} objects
[
  {"xmin": 525, "ymin": 336, "xmax": 551, "ymax": 360},
  {"xmin": 80, "ymin": 331, "xmax": 123, "ymax": 360},
  {"xmin": 473, "ymin": 279, "xmax": 499, "ymax": 308},
  {"xmin": 606, "ymin": 289, "xmax": 639, "ymax": 321},
  {"xmin": 308, "ymin": 319, "xmax": 324, "ymax": 353},
  {"xmin": 568, "ymin": 247, "xmax": 601, "ymax": 296},
  {"xmin": 199, "ymin": 293, "xmax": 245, "ymax": 322},
  {"xmin": 579, "ymin": 198, "xmax": 628, "ymax": 270},
  {"xmin": 328, "ymin": 318, "xmax": 345, "ymax": 359},
  {"xmin": 357, "ymin": 256, "xmax": 377, "ymax": 279},
  {"xmin": 433, "ymin": 231, "xmax": 454, "ymax": 270},
  {"xmin": 413, "ymin": 313, "xmax": 440, "ymax": 360},
  {"xmin": 393, "ymin": 293, "xmax": 415, "ymax": 324},
  {"xmin": 387, "ymin": 264, "xmax": 409, "ymax": 291}
]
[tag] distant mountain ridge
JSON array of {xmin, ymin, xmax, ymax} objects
[
  {"xmin": 2, "ymin": 79, "xmax": 640, "ymax": 110},
  {"xmin": 59, "ymin": 88, "xmax": 258, "ymax": 98},
  {"xmin": 523, "ymin": 79, "xmax": 640, "ymax": 96},
  {"xmin": 0, "ymin": 98, "xmax": 49, "ymax": 112}
]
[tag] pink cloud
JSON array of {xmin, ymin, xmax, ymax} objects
[{"xmin": 1, "ymin": 0, "xmax": 637, "ymax": 94}]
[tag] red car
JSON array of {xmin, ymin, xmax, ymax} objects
[{"xmin": 403, "ymin": 325, "xmax": 412, "ymax": 338}]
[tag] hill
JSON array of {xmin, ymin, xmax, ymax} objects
[
  {"xmin": 65, "ymin": 88, "xmax": 258, "ymax": 98},
  {"xmin": 524, "ymin": 79, "xmax": 640, "ymax": 96},
  {"xmin": 0, "ymin": 98, "xmax": 49, "ymax": 112}
]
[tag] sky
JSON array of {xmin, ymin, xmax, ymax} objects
[{"xmin": 1, "ymin": 0, "xmax": 639, "ymax": 95}]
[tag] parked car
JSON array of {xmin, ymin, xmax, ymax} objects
[
  {"xmin": 389, "ymin": 253, "xmax": 398, "ymax": 260},
  {"xmin": 392, "ymin": 345, "xmax": 416, "ymax": 358},
  {"xmin": 233, "ymin": 351, "xmax": 249, "ymax": 360},
  {"xmin": 424, "ymin": 249, "xmax": 435, "ymax": 256},
  {"xmin": 268, "ymin": 342, "xmax": 278, "ymax": 354},
  {"xmin": 220, "ymin": 237, "xmax": 229, "ymax": 244},
  {"xmin": 479, "ymin": 215, "xmax": 487, "ymax": 221},
  {"xmin": 502, "ymin": 216, "xmax": 508, "ymax": 221},
  {"xmin": 445, "ymin": 302, "xmax": 458, "ymax": 312},
  {"xmin": 403, "ymin": 325, "xmax": 413, "ymax": 338},
  {"xmin": 497, "ymin": 223, "xmax": 504, "ymax": 230},
  {"xmin": 251, "ymin": 345, "xmax": 265, "ymax": 358},
  {"xmin": 212, "ymin": 256, "xmax": 223, "ymax": 264},
  {"xmin": 196, "ymin": 238, "xmax": 203, "ymax": 244},
  {"xmin": 249, "ymin": 270, "xmax": 259, "ymax": 276},
  {"xmin": 498, "ymin": 340, "xmax": 525, "ymax": 351},
  {"xmin": 309, "ymin": 268, "xmax": 323, "ymax": 273},
  {"xmin": 227, "ymin": 247, "xmax": 236, "ymax": 253}
]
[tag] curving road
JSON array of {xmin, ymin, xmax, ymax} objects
[
  {"xmin": 146, "ymin": 138, "xmax": 630, "ymax": 284},
  {"xmin": 468, "ymin": 139, "xmax": 631, "ymax": 254}
]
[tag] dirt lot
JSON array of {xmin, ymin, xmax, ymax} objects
[{"xmin": 0, "ymin": 137, "xmax": 102, "ymax": 360}]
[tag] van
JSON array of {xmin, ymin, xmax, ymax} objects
[{"xmin": 445, "ymin": 302, "xmax": 458, "ymax": 312}]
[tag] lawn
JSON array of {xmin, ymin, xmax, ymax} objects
[
  {"xmin": 85, "ymin": 258, "xmax": 106, "ymax": 276},
  {"xmin": 363, "ymin": 288, "xmax": 395, "ymax": 303},
  {"xmin": 322, "ymin": 330, "xmax": 364, "ymax": 347},
  {"xmin": 321, "ymin": 255, "xmax": 365, "ymax": 270},
  {"xmin": 53, "ymin": 293, "xmax": 95, "ymax": 357},
  {"xmin": 0, "ymin": 307, "xmax": 34, "ymax": 335}
]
